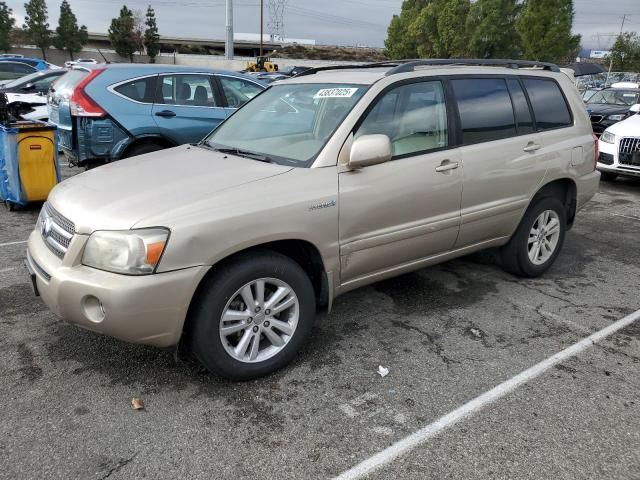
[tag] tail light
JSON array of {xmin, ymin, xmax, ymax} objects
[
  {"xmin": 592, "ymin": 133, "xmax": 599, "ymax": 171},
  {"xmin": 70, "ymin": 69, "xmax": 106, "ymax": 117}
]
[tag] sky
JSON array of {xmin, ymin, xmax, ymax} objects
[{"xmin": 7, "ymin": 0, "xmax": 640, "ymax": 50}]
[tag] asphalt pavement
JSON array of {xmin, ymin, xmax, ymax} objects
[{"xmin": 1, "ymin": 164, "xmax": 639, "ymax": 480}]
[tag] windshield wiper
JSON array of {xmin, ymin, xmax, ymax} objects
[{"xmin": 207, "ymin": 145, "xmax": 275, "ymax": 163}]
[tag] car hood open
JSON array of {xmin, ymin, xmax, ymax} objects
[{"xmin": 49, "ymin": 145, "xmax": 293, "ymax": 234}]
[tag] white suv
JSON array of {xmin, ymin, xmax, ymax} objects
[{"xmin": 597, "ymin": 104, "xmax": 640, "ymax": 181}]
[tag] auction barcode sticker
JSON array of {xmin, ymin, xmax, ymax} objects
[{"xmin": 314, "ymin": 88, "xmax": 359, "ymax": 99}]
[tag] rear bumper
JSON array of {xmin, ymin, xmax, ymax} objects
[
  {"xmin": 58, "ymin": 116, "xmax": 130, "ymax": 165},
  {"xmin": 26, "ymin": 229, "xmax": 209, "ymax": 347}
]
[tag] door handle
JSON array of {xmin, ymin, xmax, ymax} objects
[
  {"xmin": 155, "ymin": 110, "xmax": 176, "ymax": 118},
  {"xmin": 523, "ymin": 142, "xmax": 541, "ymax": 152},
  {"xmin": 435, "ymin": 160, "xmax": 459, "ymax": 173}
]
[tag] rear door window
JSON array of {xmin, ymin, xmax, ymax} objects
[
  {"xmin": 158, "ymin": 75, "xmax": 218, "ymax": 107},
  {"xmin": 522, "ymin": 78, "xmax": 572, "ymax": 130},
  {"xmin": 114, "ymin": 76, "xmax": 157, "ymax": 103},
  {"xmin": 356, "ymin": 81, "xmax": 449, "ymax": 158},
  {"xmin": 451, "ymin": 78, "xmax": 516, "ymax": 144},
  {"xmin": 506, "ymin": 79, "xmax": 535, "ymax": 134}
]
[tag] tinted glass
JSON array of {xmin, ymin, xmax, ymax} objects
[
  {"xmin": 159, "ymin": 75, "xmax": 217, "ymax": 107},
  {"xmin": 114, "ymin": 77, "xmax": 156, "ymax": 103},
  {"xmin": 507, "ymin": 79, "xmax": 535, "ymax": 134},
  {"xmin": 11, "ymin": 62, "xmax": 35, "ymax": 74},
  {"xmin": 523, "ymin": 79, "xmax": 572, "ymax": 130},
  {"xmin": 218, "ymin": 76, "xmax": 263, "ymax": 108},
  {"xmin": 452, "ymin": 78, "xmax": 516, "ymax": 144},
  {"xmin": 356, "ymin": 81, "xmax": 448, "ymax": 157}
]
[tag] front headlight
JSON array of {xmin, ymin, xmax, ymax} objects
[
  {"xmin": 600, "ymin": 131, "xmax": 616, "ymax": 144},
  {"xmin": 607, "ymin": 114, "xmax": 626, "ymax": 121},
  {"xmin": 82, "ymin": 228, "xmax": 169, "ymax": 275}
]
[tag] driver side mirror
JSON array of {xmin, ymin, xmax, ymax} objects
[
  {"xmin": 349, "ymin": 134, "xmax": 392, "ymax": 169},
  {"xmin": 630, "ymin": 104, "xmax": 640, "ymax": 114}
]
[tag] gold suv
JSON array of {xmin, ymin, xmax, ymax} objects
[{"xmin": 26, "ymin": 60, "xmax": 600, "ymax": 379}]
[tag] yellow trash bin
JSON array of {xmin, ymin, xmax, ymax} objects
[{"xmin": 0, "ymin": 121, "xmax": 60, "ymax": 209}]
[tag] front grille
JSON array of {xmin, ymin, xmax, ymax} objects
[
  {"xmin": 619, "ymin": 137, "xmax": 640, "ymax": 167},
  {"xmin": 598, "ymin": 152, "xmax": 614, "ymax": 165},
  {"xmin": 38, "ymin": 202, "xmax": 75, "ymax": 259}
]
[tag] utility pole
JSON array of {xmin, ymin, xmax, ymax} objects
[
  {"xmin": 606, "ymin": 14, "xmax": 630, "ymax": 86},
  {"xmin": 225, "ymin": 0, "xmax": 234, "ymax": 60},
  {"xmin": 260, "ymin": 0, "xmax": 264, "ymax": 57}
]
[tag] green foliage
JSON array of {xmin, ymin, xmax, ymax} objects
[
  {"xmin": 144, "ymin": 6, "xmax": 160, "ymax": 63},
  {"xmin": 516, "ymin": 0, "xmax": 581, "ymax": 63},
  {"xmin": 609, "ymin": 32, "xmax": 640, "ymax": 72},
  {"xmin": 467, "ymin": 0, "xmax": 521, "ymax": 58},
  {"xmin": 0, "ymin": 2, "xmax": 15, "ymax": 52},
  {"xmin": 53, "ymin": 0, "xmax": 88, "ymax": 60},
  {"xmin": 108, "ymin": 6, "xmax": 136, "ymax": 62},
  {"xmin": 384, "ymin": 0, "xmax": 432, "ymax": 59},
  {"xmin": 23, "ymin": 0, "xmax": 50, "ymax": 59}
]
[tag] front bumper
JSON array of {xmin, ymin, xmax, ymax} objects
[
  {"xmin": 26, "ymin": 229, "xmax": 209, "ymax": 347},
  {"xmin": 597, "ymin": 139, "xmax": 640, "ymax": 178}
]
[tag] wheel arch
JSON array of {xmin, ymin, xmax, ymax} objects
[
  {"xmin": 179, "ymin": 239, "xmax": 330, "ymax": 346},
  {"xmin": 530, "ymin": 178, "xmax": 577, "ymax": 228},
  {"xmin": 119, "ymin": 135, "xmax": 177, "ymax": 159}
]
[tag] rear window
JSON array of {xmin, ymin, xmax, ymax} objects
[
  {"xmin": 522, "ymin": 79, "xmax": 572, "ymax": 130},
  {"xmin": 52, "ymin": 69, "xmax": 89, "ymax": 94},
  {"xmin": 452, "ymin": 78, "xmax": 516, "ymax": 144},
  {"xmin": 114, "ymin": 77, "xmax": 156, "ymax": 103}
]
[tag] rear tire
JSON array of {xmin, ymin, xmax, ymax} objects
[
  {"xmin": 189, "ymin": 250, "xmax": 316, "ymax": 380},
  {"xmin": 599, "ymin": 171, "xmax": 617, "ymax": 182},
  {"xmin": 123, "ymin": 141, "xmax": 165, "ymax": 158},
  {"xmin": 501, "ymin": 197, "xmax": 566, "ymax": 278}
]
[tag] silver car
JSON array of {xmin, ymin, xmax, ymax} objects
[{"xmin": 26, "ymin": 60, "xmax": 600, "ymax": 380}]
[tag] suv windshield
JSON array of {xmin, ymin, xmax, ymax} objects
[
  {"xmin": 588, "ymin": 89, "xmax": 640, "ymax": 106},
  {"xmin": 205, "ymin": 83, "xmax": 367, "ymax": 166}
]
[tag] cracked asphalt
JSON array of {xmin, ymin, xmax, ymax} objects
[{"xmin": 1, "ymin": 163, "xmax": 639, "ymax": 480}]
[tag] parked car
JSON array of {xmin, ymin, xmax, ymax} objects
[
  {"xmin": 48, "ymin": 64, "xmax": 266, "ymax": 167},
  {"xmin": 27, "ymin": 59, "xmax": 599, "ymax": 380},
  {"xmin": 586, "ymin": 87, "xmax": 640, "ymax": 136},
  {"xmin": 581, "ymin": 88, "xmax": 600, "ymax": 103},
  {"xmin": 64, "ymin": 58, "xmax": 98, "ymax": 68},
  {"xmin": 0, "ymin": 69, "xmax": 66, "ymax": 95},
  {"xmin": 281, "ymin": 65, "xmax": 312, "ymax": 77},
  {"xmin": 0, "ymin": 57, "xmax": 58, "ymax": 81},
  {"xmin": 2, "ymin": 92, "xmax": 48, "ymax": 121},
  {"xmin": 597, "ymin": 103, "xmax": 640, "ymax": 181}
]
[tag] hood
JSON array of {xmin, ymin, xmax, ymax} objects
[
  {"xmin": 49, "ymin": 145, "xmax": 293, "ymax": 234},
  {"xmin": 607, "ymin": 113, "xmax": 640, "ymax": 136},
  {"xmin": 586, "ymin": 104, "xmax": 630, "ymax": 116}
]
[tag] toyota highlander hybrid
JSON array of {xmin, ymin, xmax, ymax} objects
[{"xmin": 26, "ymin": 60, "xmax": 600, "ymax": 380}]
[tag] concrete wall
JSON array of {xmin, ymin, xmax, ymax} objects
[{"xmin": 9, "ymin": 46, "xmax": 359, "ymax": 71}]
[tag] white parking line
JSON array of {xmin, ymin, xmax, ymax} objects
[
  {"xmin": 613, "ymin": 213, "xmax": 640, "ymax": 222},
  {"xmin": 334, "ymin": 308, "xmax": 640, "ymax": 480},
  {"xmin": 0, "ymin": 240, "xmax": 28, "ymax": 248}
]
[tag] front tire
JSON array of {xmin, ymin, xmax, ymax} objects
[
  {"xmin": 501, "ymin": 197, "xmax": 566, "ymax": 278},
  {"xmin": 189, "ymin": 251, "xmax": 316, "ymax": 380}
]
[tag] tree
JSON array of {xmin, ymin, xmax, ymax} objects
[
  {"xmin": 385, "ymin": 0, "xmax": 470, "ymax": 59},
  {"xmin": 108, "ymin": 6, "xmax": 136, "ymax": 62},
  {"xmin": 132, "ymin": 9, "xmax": 145, "ymax": 55},
  {"xmin": 53, "ymin": 0, "xmax": 88, "ymax": 60},
  {"xmin": 384, "ymin": 0, "xmax": 432, "ymax": 59},
  {"xmin": 608, "ymin": 32, "xmax": 640, "ymax": 72},
  {"xmin": 467, "ymin": 0, "xmax": 521, "ymax": 58},
  {"xmin": 0, "ymin": 2, "xmax": 15, "ymax": 52},
  {"xmin": 23, "ymin": 0, "xmax": 50, "ymax": 60},
  {"xmin": 144, "ymin": 5, "xmax": 160, "ymax": 63},
  {"xmin": 516, "ymin": 0, "xmax": 581, "ymax": 63}
]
